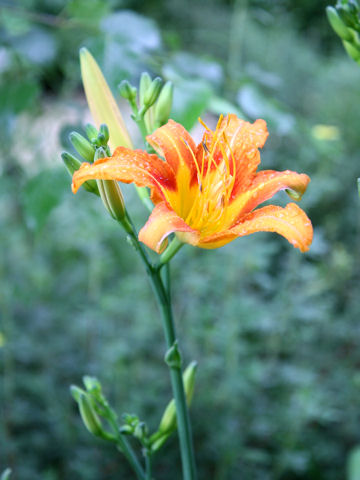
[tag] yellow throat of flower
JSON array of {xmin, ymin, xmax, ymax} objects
[{"xmin": 181, "ymin": 115, "xmax": 237, "ymax": 236}]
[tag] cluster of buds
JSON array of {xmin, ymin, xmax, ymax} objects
[
  {"xmin": 70, "ymin": 376, "xmax": 117, "ymax": 442},
  {"xmin": 70, "ymin": 363, "xmax": 197, "ymax": 455},
  {"xmin": 327, "ymin": 0, "xmax": 360, "ymax": 63},
  {"xmin": 119, "ymin": 72, "xmax": 173, "ymax": 135},
  {"xmin": 62, "ymin": 124, "xmax": 128, "ymax": 226}
]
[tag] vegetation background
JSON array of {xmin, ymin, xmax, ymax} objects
[{"xmin": 1, "ymin": 0, "xmax": 360, "ymax": 479}]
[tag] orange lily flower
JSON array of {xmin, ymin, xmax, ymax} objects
[{"xmin": 72, "ymin": 114, "xmax": 313, "ymax": 253}]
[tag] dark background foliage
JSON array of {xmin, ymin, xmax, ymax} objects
[{"xmin": 1, "ymin": 0, "xmax": 360, "ymax": 479}]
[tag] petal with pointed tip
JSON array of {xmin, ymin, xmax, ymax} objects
[
  {"xmin": 80, "ymin": 48, "xmax": 132, "ymax": 150},
  {"xmin": 228, "ymin": 170, "xmax": 310, "ymax": 222},
  {"xmin": 199, "ymin": 203, "xmax": 313, "ymax": 252},
  {"xmin": 72, "ymin": 147, "xmax": 176, "ymax": 201}
]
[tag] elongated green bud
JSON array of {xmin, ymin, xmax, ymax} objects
[
  {"xmin": 95, "ymin": 148, "xmax": 126, "ymax": 222},
  {"xmin": 83, "ymin": 375, "xmax": 102, "ymax": 395},
  {"xmin": 357, "ymin": 178, "xmax": 360, "ymax": 198},
  {"xmin": 118, "ymin": 79, "xmax": 137, "ymax": 103},
  {"xmin": 69, "ymin": 132, "xmax": 95, "ymax": 162},
  {"xmin": 343, "ymin": 40, "xmax": 360, "ymax": 60},
  {"xmin": 338, "ymin": 5, "xmax": 359, "ymax": 29},
  {"xmin": 70, "ymin": 385, "xmax": 86, "ymax": 403},
  {"xmin": 61, "ymin": 152, "xmax": 99, "ymax": 195},
  {"xmin": 154, "ymin": 81, "xmax": 173, "ymax": 127},
  {"xmin": 102, "ymin": 180, "xmax": 126, "ymax": 221},
  {"xmin": 139, "ymin": 72, "xmax": 152, "ymax": 106},
  {"xmin": 85, "ymin": 123, "xmax": 98, "ymax": 142},
  {"xmin": 157, "ymin": 361, "xmax": 197, "ymax": 436},
  {"xmin": 99, "ymin": 124, "xmax": 110, "ymax": 143},
  {"xmin": 78, "ymin": 393, "xmax": 103, "ymax": 437},
  {"xmin": 143, "ymin": 77, "xmax": 163, "ymax": 108},
  {"xmin": 326, "ymin": 6, "xmax": 353, "ymax": 41}
]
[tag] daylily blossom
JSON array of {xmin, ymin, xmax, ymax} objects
[{"xmin": 72, "ymin": 114, "xmax": 313, "ymax": 253}]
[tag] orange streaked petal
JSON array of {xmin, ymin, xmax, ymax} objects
[
  {"xmin": 230, "ymin": 170, "xmax": 310, "ymax": 220},
  {"xmin": 199, "ymin": 203, "xmax": 313, "ymax": 252},
  {"xmin": 147, "ymin": 120, "xmax": 197, "ymax": 174},
  {"xmin": 197, "ymin": 115, "xmax": 268, "ymax": 183},
  {"xmin": 72, "ymin": 147, "xmax": 176, "ymax": 200},
  {"xmin": 138, "ymin": 202, "xmax": 199, "ymax": 253}
]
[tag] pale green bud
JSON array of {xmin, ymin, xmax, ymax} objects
[
  {"xmin": 94, "ymin": 148, "xmax": 126, "ymax": 221},
  {"xmin": 118, "ymin": 80, "xmax": 137, "ymax": 102},
  {"xmin": 69, "ymin": 132, "xmax": 95, "ymax": 162},
  {"xmin": 139, "ymin": 72, "xmax": 152, "ymax": 106},
  {"xmin": 102, "ymin": 180, "xmax": 126, "ymax": 222},
  {"xmin": 83, "ymin": 375, "xmax": 102, "ymax": 395},
  {"xmin": 143, "ymin": 77, "xmax": 163, "ymax": 108},
  {"xmin": 85, "ymin": 123, "xmax": 98, "ymax": 142},
  {"xmin": 157, "ymin": 361, "xmax": 197, "ymax": 437},
  {"xmin": 327, "ymin": 6, "xmax": 353, "ymax": 41},
  {"xmin": 61, "ymin": 152, "xmax": 99, "ymax": 195},
  {"xmin": 343, "ymin": 39, "xmax": 360, "ymax": 60},
  {"xmin": 99, "ymin": 124, "xmax": 110, "ymax": 143},
  {"xmin": 164, "ymin": 341, "xmax": 182, "ymax": 369},
  {"xmin": 70, "ymin": 385, "xmax": 86, "ymax": 403},
  {"xmin": 154, "ymin": 81, "xmax": 173, "ymax": 127},
  {"xmin": 134, "ymin": 421, "xmax": 148, "ymax": 441},
  {"xmin": 78, "ymin": 393, "xmax": 103, "ymax": 437}
]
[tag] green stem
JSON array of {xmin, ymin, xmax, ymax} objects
[
  {"xmin": 148, "ymin": 270, "xmax": 197, "ymax": 480},
  {"xmin": 107, "ymin": 410, "xmax": 146, "ymax": 480},
  {"xmin": 145, "ymin": 452, "xmax": 152, "ymax": 480},
  {"xmin": 159, "ymin": 237, "xmax": 184, "ymax": 267},
  {"xmin": 117, "ymin": 213, "xmax": 196, "ymax": 479}
]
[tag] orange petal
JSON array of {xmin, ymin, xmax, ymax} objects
[
  {"xmin": 230, "ymin": 170, "xmax": 310, "ymax": 220},
  {"xmin": 147, "ymin": 120, "xmax": 197, "ymax": 175},
  {"xmin": 72, "ymin": 147, "xmax": 176, "ymax": 201},
  {"xmin": 139, "ymin": 202, "xmax": 199, "ymax": 253},
  {"xmin": 199, "ymin": 203, "xmax": 313, "ymax": 252}
]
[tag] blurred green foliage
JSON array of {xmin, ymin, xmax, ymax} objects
[{"xmin": 1, "ymin": 0, "xmax": 360, "ymax": 479}]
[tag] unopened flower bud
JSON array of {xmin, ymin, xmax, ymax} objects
[
  {"xmin": 164, "ymin": 341, "xmax": 182, "ymax": 369},
  {"xmin": 143, "ymin": 77, "xmax": 163, "ymax": 108},
  {"xmin": 78, "ymin": 393, "xmax": 103, "ymax": 437},
  {"xmin": 139, "ymin": 72, "xmax": 152, "ymax": 106},
  {"xmin": 154, "ymin": 81, "xmax": 173, "ymax": 127},
  {"xmin": 119, "ymin": 424, "xmax": 134, "ymax": 435},
  {"xmin": 83, "ymin": 375, "xmax": 102, "ymax": 395},
  {"xmin": 85, "ymin": 123, "xmax": 98, "ymax": 142},
  {"xmin": 69, "ymin": 132, "xmax": 95, "ymax": 162},
  {"xmin": 61, "ymin": 152, "xmax": 99, "ymax": 195},
  {"xmin": 343, "ymin": 40, "xmax": 360, "ymax": 61},
  {"xmin": 70, "ymin": 385, "xmax": 86, "ymax": 403},
  {"xmin": 95, "ymin": 148, "xmax": 126, "ymax": 222},
  {"xmin": 99, "ymin": 124, "xmax": 110, "ymax": 143},
  {"xmin": 156, "ymin": 361, "xmax": 197, "ymax": 438},
  {"xmin": 134, "ymin": 421, "xmax": 148, "ymax": 441},
  {"xmin": 338, "ymin": 5, "xmax": 359, "ymax": 29},
  {"xmin": 326, "ymin": 7, "xmax": 353, "ymax": 41},
  {"xmin": 118, "ymin": 79, "xmax": 137, "ymax": 103}
]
